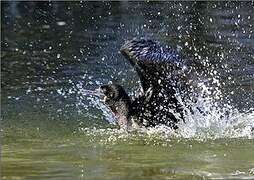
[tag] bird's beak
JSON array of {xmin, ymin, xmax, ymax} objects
[
  {"xmin": 95, "ymin": 87, "xmax": 101, "ymax": 93},
  {"xmin": 97, "ymin": 87, "xmax": 108, "ymax": 102}
]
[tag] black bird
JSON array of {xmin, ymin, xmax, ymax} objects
[{"xmin": 100, "ymin": 39, "xmax": 187, "ymax": 130}]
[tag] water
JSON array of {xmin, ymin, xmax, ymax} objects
[{"xmin": 1, "ymin": 2, "xmax": 254, "ymax": 180}]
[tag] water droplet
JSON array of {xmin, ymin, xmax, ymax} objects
[{"xmin": 56, "ymin": 21, "xmax": 66, "ymax": 26}]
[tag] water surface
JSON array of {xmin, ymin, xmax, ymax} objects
[{"xmin": 1, "ymin": 2, "xmax": 254, "ymax": 180}]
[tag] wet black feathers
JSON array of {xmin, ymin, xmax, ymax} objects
[{"xmin": 101, "ymin": 39, "xmax": 186, "ymax": 129}]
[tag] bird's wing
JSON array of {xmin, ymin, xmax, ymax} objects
[{"xmin": 120, "ymin": 39, "xmax": 185, "ymax": 92}]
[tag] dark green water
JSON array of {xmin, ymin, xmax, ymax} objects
[
  {"xmin": 1, "ymin": 2, "xmax": 254, "ymax": 180},
  {"xmin": 3, "ymin": 128, "xmax": 254, "ymax": 180}
]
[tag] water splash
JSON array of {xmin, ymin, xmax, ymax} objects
[
  {"xmin": 175, "ymin": 76, "xmax": 254, "ymax": 139},
  {"xmin": 55, "ymin": 73, "xmax": 254, "ymax": 140},
  {"xmin": 56, "ymin": 80, "xmax": 117, "ymax": 124},
  {"xmin": 178, "ymin": 99, "xmax": 254, "ymax": 140}
]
